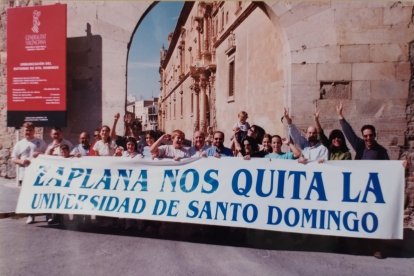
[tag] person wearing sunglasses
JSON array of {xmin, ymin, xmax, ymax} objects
[
  {"xmin": 314, "ymin": 108, "xmax": 351, "ymax": 160},
  {"xmin": 337, "ymin": 102, "xmax": 389, "ymax": 259},
  {"xmin": 88, "ymin": 128, "xmax": 101, "ymax": 156},
  {"xmin": 337, "ymin": 102, "xmax": 389, "ymax": 160}
]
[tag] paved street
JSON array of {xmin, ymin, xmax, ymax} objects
[{"xmin": 1, "ymin": 178, "xmax": 413, "ymax": 276}]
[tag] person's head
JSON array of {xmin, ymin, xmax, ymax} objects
[
  {"xmin": 328, "ymin": 129, "xmax": 349, "ymax": 151},
  {"xmin": 271, "ymin": 135, "xmax": 283, "ymax": 153},
  {"xmin": 22, "ymin": 122, "xmax": 35, "ymax": 139},
  {"xmin": 361, "ymin": 124, "xmax": 376, "ymax": 149},
  {"xmin": 241, "ymin": 136, "xmax": 258, "ymax": 156},
  {"xmin": 145, "ymin": 130, "xmax": 156, "ymax": 146},
  {"xmin": 262, "ymin": 134, "xmax": 272, "ymax": 153},
  {"xmin": 247, "ymin": 125, "xmax": 258, "ymax": 139},
  {"xmin": 306, "ymin": 126, "xmax": 318, "ymax": 144},
  {"xmin": 131, "ymin": 120, "xmax": 142, "ymax": 137},
  {"xmin": 124, "ymin": 112, "xmax": 134, "ymax": 124},
  {"xmin": 238, "ymin": 111, "xmax": 248, "ymax": 123},
  {"xmin": 193, "ymin": 131, "xmax": 205, "ymax": 150},
  {"xmin": 79, "ymin": 131, "xmax": 90, "ymax": 146},
  {"xmin": 207, "ymin": 126, "xmax": 214, "ymax": 135},
  {"xmin": 93, "ymin": 128, "xmax": 101, "ymax": 141},
  {"xmin": 171, "ymin": 129, "xmax": 185, "ymax": 149},
  {"xmin": 125, "ymin": 137, "xmax": 137, "ymax": 153},
  {"xmin": 100, "ymin": 125, "xmax": 111, "ymax": 141},
  {"xmin": 60, "ymin": 144, "xmax": 70, "ymax": 158},
  {"xmin": 213, "ymin": 131, "xmax": 225, "ymax": 148},
  {"xmin": 50, "ymin": 127, "xmax": 63, "ymax": 141}
]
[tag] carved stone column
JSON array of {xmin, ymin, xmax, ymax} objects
[
  {"xmin": 199, "ymin": 73, "xmax": 208, "ymax": 133},
  {"xmin": 195, "ymin": 18, "xmax": 203, "ymax": 61},
  {"xmin": 209, "ymin": 72, "xmax": 217, "ymax": 130},
  {"xmin": 191, "ymin": 81, "xmax": 200, "ymax": 131}
]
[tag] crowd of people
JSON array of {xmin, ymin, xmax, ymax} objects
[{"xmin": 11, "ymin": 103, "xmax": 402, "ymax": 258}]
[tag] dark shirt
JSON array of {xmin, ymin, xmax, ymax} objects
[
  {"xmin": 206, "ymin": 146, "xmax": 233, "ymax": 157},
  {"xmin": 252, "ymin": 150, "xmax": 269, "ymax": 158},
  {"xmin": 339, "ymin": 119, "xmax": 389, "ymax": 160}
]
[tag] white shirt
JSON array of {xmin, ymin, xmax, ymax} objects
[
  {"xmin": 70, "ymin": 144, "xmax": 90, "ymax": 156},
  {"xmin": 157, "ymin": 145, "xmax": 191, "ymax": 159},
  {"xmin": 233, "ymin": 121, "xmax": 250, "ymax": 132},
  {"xmin": 93, "ymin": 140, "xmax": 117, "ymax": 156},
  {"xmin": 46, "ymin": 138, "xmax": 73, "ymax": 156},
  {"xmin": 12, "ymin": 137, "xmax": 46, "ymax": 181}
]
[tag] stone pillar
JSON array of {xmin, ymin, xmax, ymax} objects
[
  {"xmin": 196, "ymin": 23, "xmax": 202, "ymax": 61},
  {"xmin": 199, "ymin": 74, "xmax": 208, "ymax": 133},
  {"xmin": 192, "ymin": 82, "xmax": 200, "ymax": 131},
  {"xmin": 209, "ymin": 72, "xmax": 217, "ymax": 130}
]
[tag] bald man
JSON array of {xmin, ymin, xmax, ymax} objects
[{"xmin": 283, "ymin": 108, "xmax": 328, "ymax": 164}]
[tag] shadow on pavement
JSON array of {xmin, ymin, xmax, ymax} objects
[{"xmin": 36, "ymin": 216, "xmax": 414, "ymax": 259}]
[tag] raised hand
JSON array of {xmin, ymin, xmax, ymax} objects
[
  {"xmin": 283, "ymin": 108, "xmax": 292, "ymax": 124},
  {"xmin": 336, "ymin": 102, "xmax": 344, "ymax": 119},
  {"xmin": 314, "ymin": 108, "xmax": 320, "ymax": 121},
  {"xmin": 281, "ymin": 137, "xmax": 290, "ymax": 146}
]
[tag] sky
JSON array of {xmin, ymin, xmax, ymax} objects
[{"xmin": 127, "ymin": 1, "xmax": 184, "ymax": 102}]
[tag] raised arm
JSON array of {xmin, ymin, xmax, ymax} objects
[
  {"xmin": 282, "ymin": 137, "xmax": 302, "ymax": 159},
  {"xmin": 337, "ymin": 102, "xmax": 363, "ymax": 151},
  {"xmin": 232, "ymin": 136, "xmax": 242, "ymax": 156},
  {"xmin": 111, "ymin": 113, "xmax": 120, "ymax": 140},
  {"xmin": 314, "ymin": 108, "xmax": 329, "ymax": 148},
  {"xmin": 314, "ymin": 108, "xmax": 322, "ymax": 133},
  {"xmin": 149, "ymin": 133, "xmax": 170, "ymax": 155},
  {"xmin": 284, "ymin": 108, "xmax": 307, "ymax": 149}
]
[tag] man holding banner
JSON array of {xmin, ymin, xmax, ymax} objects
[
  {"xmin": 337, "ymin": 102, "xmax": 390, "ymax": 259},
  {"xmin": 12, "ymin": 122, "xmax": 46, "ymax": 223},
  {"xmin": 206, "ymin": 131, "xmax": 233, "ymax": 157}
]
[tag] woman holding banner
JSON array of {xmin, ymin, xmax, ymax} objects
[{"xmin": 265, "ymin": 135, "xmax": 301, "ymax": 159}]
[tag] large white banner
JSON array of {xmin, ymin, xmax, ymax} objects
[{"xmin": 16, "ymin": 155, "xmax": 404, "ymax": 239}]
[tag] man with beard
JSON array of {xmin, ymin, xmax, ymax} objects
[
  {"xmin": 206, "ymin": 131, "xmax": 233, "ymax": 157},
  {"xmin": 71, "ymin": 131, "xmax": 91, "ymax": 157},
  {"xmin": 283, "ymin": 108, "xmax": 328, "ymax": 164}
]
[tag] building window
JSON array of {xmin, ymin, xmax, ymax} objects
[{"xmin": 228, "ymin": 58, "xmax": 235, "ymax": 101}]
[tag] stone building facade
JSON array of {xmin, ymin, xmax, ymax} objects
[
  {"xmin": 159, "ymin": 2, "xmax": 287, "ymax": 139},
  {"xmin": 0, "ymin": 1, "xmax": 414, "ymax": 222}
]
